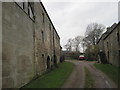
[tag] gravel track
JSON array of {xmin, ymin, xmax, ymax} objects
[{"xmin": 62, "ymin": 60, "xmax": 117, "ymax": 88}]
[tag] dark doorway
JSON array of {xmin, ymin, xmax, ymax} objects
[
  {"xmin": 53, "ymin": 55, "xmax": 58, "ymax": 67},
  {"xmin": 118, "ymin": 50, "xmax": 120, "ymax": 88},
  {"xmin": 118, "ymin": 50, "xmax": 120, "ymax": 67},
  {"xmin": 107, "ymin": 51, "xmax": 109, "ymax": 63},
  {"xmin": 98, "ymin": 51, "xmax": 108, "ymax": 64},
  {"xmin": 119, "ymin": 50, "xmax": 120, "ymax": 66},
  {"xmin": 47, "ymin": 56, "xmax": 50, "ymax": 69}
]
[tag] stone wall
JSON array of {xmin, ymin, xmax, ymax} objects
[
  {"xmin": 104, "ymin": 24, "xmax": 120, "ymax": 66},
  {"xmin": 2, "ymin": 3, "xmax": 35, "ymax": 88},
  {"xmin": 33, "ymin": 2, "xmax": 60, "ymax": 75},
  {"xmin": 2, "ymin": 2, "xmax": 61, "ymax": 88},
  {"xmin": 98, "ymin": 22, "xmax": 120, "ymax": 67},
  {"xmin": 54, "ymin": 30, "xmax": 60, "ymax": 63}
]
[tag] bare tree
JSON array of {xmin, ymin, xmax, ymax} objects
[
  {"xmin": 72, "ymin": 36, "xmax": 83, "ymax": 52},
  {"xmin": 83, "ymin": 22, "xmax": 105, "ymax": 61},
  {"xmin": 85, "ymin": 22, "xmax": 105, "ymax": 45},
  {"xmin": 64, "ymin": 38, "xmax": 73, "ymax": 51}
]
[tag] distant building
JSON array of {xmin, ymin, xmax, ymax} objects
[
  {"xmin": 2, "ymin": 2, "xmax": 61, "ymax": 88},
  {"xmin": 97, "ymin": 22, "xmax": 120, "ymax": 66}
]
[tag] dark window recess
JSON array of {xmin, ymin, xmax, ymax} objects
[
  {"xmin": 118, "ymin": 50, "xmax": 120, "ymax": 65},
  {"xmin": 49, "ymin": 24, "xmax": 51, "ymax": 30},
  {"xmin": 23, "ymin": 2, "xmax": 25, "ymax": 9},
  {"xmin": 117, "ymin": 32, "xmax": 119, "ymax": 42},
  {"xmin": 107, "ymin": 51, "xmax": 109, "ymax": 62},
  {"xmin": 41, "ymin": 31, "xmax": 44, "ymax": 43},
  {"xmin": 42, "ymin": 54, "xmax": 44, "ymax": 57},
  {"xmin": 107, "ymin": 42, "xmax": 109, "ymax": 50},
  {"xmin": 42, "ymin": 12, "xmax": 44, "ymax": 23},
  {"xmin": 42, "ymin": 54, "xmax": 44, "ymax": 62}
]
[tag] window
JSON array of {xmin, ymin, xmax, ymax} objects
[
  {"xmin": 16, "ymin": 2, "xmax": 24, "ymax": 9},
  {"xmin": 42, "ymin": 12, "xmax": 44, "ymax": 24},
  {"xmin": 49, "ymin": 23, "xmax": 51, "ymax": 30},
  {"xmin": 14, "ymin": 1, "xmax": 34, "ymax": 20},
  {"xmin": 117, "ymin": 32, "xmax": 119, "ymax": 42},
  {"xmin": 42, "ymin": 54, "xmax": 44, "ymax": 57},
  {"xmin": 23, "ymin": 3, "xmax": 25, "ymax": 9},
  {"xmin": 42, "ymin": 54, "xmax": 44, "ymax": 64},
  {"xmin": 107, "ymin": 51, "xmax": 109, "ymax": 62},
  {"xmin": 28, "ymin": 3, "xmax": 34, "ymax": 19},
  {"xmin": 24, "ymin": 2, "xmax": 28, "ymax": 14},
  {"xmin": 28, "ymin": 4, "xmax": 34, "ymax": 19},
  {"xmin": 118, "ymin": 50, "xmax": 120, "ymax": 65},
  {"xmin": 41, "ymin": 31, "xmax": 44, "ymax": 43},
  {"xmin": 107, "ymin": 42, "xmax": 109, "ymax": 48}
]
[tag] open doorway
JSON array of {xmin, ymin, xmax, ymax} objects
[
  {"xmin": 118, "ymin": 50, "xmax": 120, "ymax": 67},
  {"xmin": 47, "ymin": 56, "xmax": 50, "ymax": 69},
  {"xmin": 53, "ymin": 55, "xmax": 58, "ymax": 67}
]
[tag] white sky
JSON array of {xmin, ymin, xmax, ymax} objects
[{"xmin": 42, "ymin": 0, "xmax": 119, "ymax": 49}]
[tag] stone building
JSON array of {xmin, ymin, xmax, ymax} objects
[
  {"xmin": 97, "ymin": 22, "xmax": 120, "ymax": 67},
  {"xmin": 2, "ymin": 2, "xmax": 61, "ymax": 88}
]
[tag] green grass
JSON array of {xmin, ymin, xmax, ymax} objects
[
  {"xmin": 23, "ymin": 62, "xmax": 74, "ymax": 88},
  {"xmin": 84, "ymin": 67, "xmax": 94, "ymax": 88},
  {"xmin": 94, "ymin": 63, "xmax": 119, "ymax": 85}
]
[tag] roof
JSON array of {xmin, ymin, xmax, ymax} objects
[
  {"xmin": 97, "ymin": 21, "xmax": 120, "ymax": 43},
  {"xmin": 103, "ymin": 22, "xmax": 120, "ymax": 40}
]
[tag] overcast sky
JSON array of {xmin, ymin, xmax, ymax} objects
[{"xmin": 42, "ymin": 0, "xmax": 119, "ymax": 49}]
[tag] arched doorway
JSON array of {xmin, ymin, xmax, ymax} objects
[
  {"xmin": 53, "ymin": 55, "xmax": 58, "ymax": 67},
  {"xmin": 47, "ymin": 56, "xmax": 50, "ymax": 69}
]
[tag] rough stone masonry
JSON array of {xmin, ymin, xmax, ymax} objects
[{"xmin": 2, "ymin": 2, "xmax": 61, "ymax": 88}]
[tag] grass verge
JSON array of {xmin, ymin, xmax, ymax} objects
[
  {"xmin": 23, "ymin": 62, "xmax": 74, "ymax": 88},
  {"xmin": 84, "ymin": 67, "xmax": 94, "ymax": 88},
  {"xmin": 94, "ymin": 63, "xmax": 119, "ymax": 85}
]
